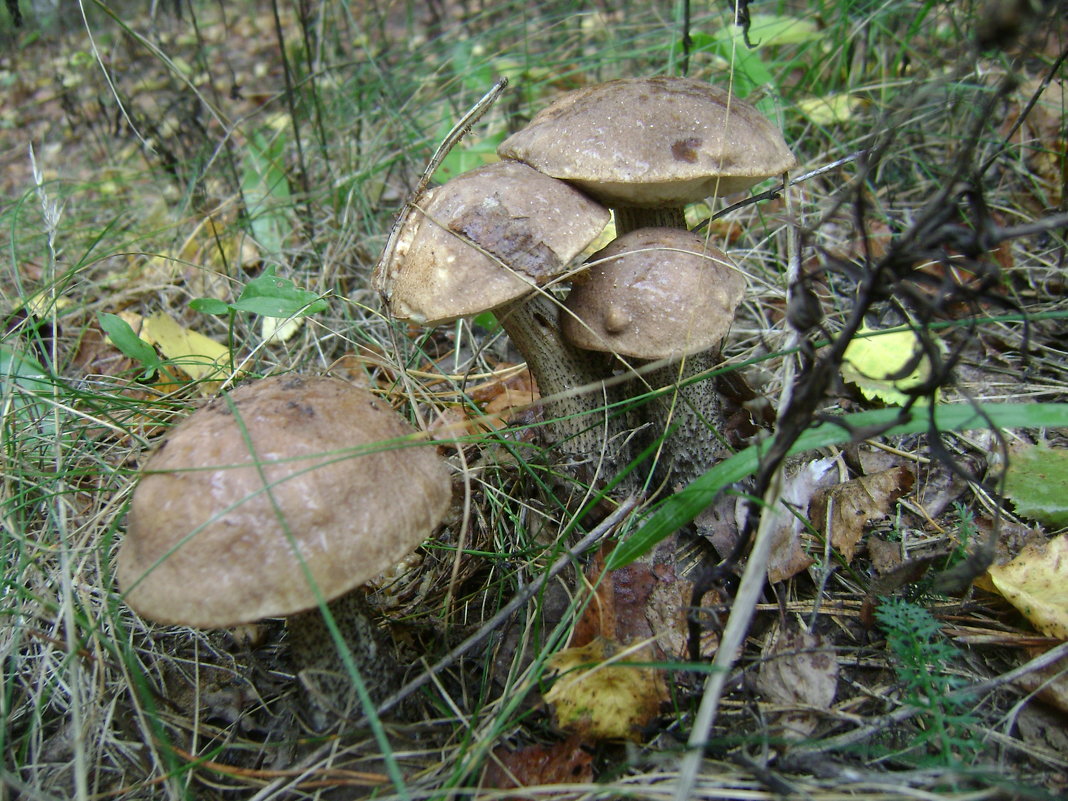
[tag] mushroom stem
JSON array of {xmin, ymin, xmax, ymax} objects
[
  {"xmin": 286, "ymin": 591, "xmax": 402, "ymax": 730},
  {"xmin": 497, "ymin": 294, "xmax": 625, "ymax": 472},
  {"xmin": 613, "ymin": 206, "xmax": 686, "ymax": 234},
  {"xmin": 612, "ymin": 209, "xmax": 738, "ymax": 488},
  {"xmin": 642, "ymin": 349, "xmax": 734, "ymax": 490}
]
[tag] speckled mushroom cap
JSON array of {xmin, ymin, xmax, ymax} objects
[
  {"xmin": 373, "ymin": 160, "xmax": 610, "ymax": 326},
  {"xmin": 562, "ymin": 228, "xmax": 746, "ymax": 360},
  {"xmin": 498, "ymin": 77, "xmax": 796, "ymax": 207},
  {"xmin": 117, "ymin": 375, "xmax": 451, "ymax": 628}
]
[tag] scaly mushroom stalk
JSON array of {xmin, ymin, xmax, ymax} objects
[
  {"xmin": 642, "ymin": 349, "xmax": 734, "ymax": 489},
  {"xmin": 286, "ymin": 592, "xmax": 402, "ymax": 729},
  {"xmin": 497, "ymin": 293, "xmax": 623, "ymax": 469},
  {"xmin": 563, "ymin": 229, "xmax": 746, "ymax": 487}
]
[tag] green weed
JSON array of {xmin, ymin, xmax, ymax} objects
[{"xmin": 875, "ymin": 596, "xmax": 982, "ymax": 767}]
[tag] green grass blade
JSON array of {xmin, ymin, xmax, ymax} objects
[{"xmin": 607, "ymin": 402, "xmax": 1068, "ymax": 569}]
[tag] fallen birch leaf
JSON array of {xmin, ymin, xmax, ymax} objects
[
  {"xmin": 756, "ymin": 624, "xmax": 838, "ymax": 741},
  {"xmin": 809, "ymin": 466, "xmax": 915, "ymax": 562},
  {"xmin": 842, "ymin": 324, "xmax": 937, "ymax": 406},
  {"xmin": 261, "ymin": 314, "xmax": 303, "ymax": 344},
  {"xmin": 139, "ymin": 311, "xmax": 234, "ymax": 387},
  {"xmin": 797, "ymin": 92, "xmax": 860, "ymax": 125},
  {"xmin": 987, "ymin": 534, "xmax": 1068, "ymax": 639},
  {"xmin": 544, "ymin": 637, "xmax": 665, "ymax": 741}
]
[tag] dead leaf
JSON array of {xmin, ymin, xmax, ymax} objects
[
  {"xmin": 1013, "ymin": 645, "xmax": 1068, "ymax": 716},
  {"xmin": 756, "ymin": 625, "xmax": 838, "ymax": 742},
  {"xmin": 727, "ymin": 458, "xmax": 837, "ymax": 582},
  {"xmin": 810, "ymin": 466, "xmax": 915, "ymax": 563},
  {"xmin": 483, "ymin": 735, "xmax": 592, "ymax": 799},
  {"xmin": 987, "ymin": 534, "xmax": 1068, "ymax": 638},
  {"xmin": 868, "ymin": 535, "xmax": 904, "ymax": 575},
  {"xmin": 544, "ymin": 637, "xmax": 666, "ymax": 741},
  {"xmin": 572, "ymin": 542, "xmax": 691, "ymax": 659}
]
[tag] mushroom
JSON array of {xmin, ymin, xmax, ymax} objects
[
  {"xmin": 117, "ymin": 374, "xmax": 451, "ymax": 728},
  {"xmin": 562, "ymin": 228, "xmax": 746, "ymax": 487},
  {"xmin": 498, "ymin": 76, "xmax": 796, "ymax": 234},
  {"xmin": 373, "ymin": 159, "xmax": 616, "ymax": 465}
]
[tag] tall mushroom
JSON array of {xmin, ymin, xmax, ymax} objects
[
  {"xmin": 373, "ymin": 159, "xmax": 617, "ymax": 466},
  {"xmin": 498, "ymin": 76, "xmax": 796, "ymax": 235},
  {"xmin": 499, "ymin": 76, "xmax": 794, "ymax": 484},
  {"xmin": 117, "ymin": 375, "xmax": 451, "ymax": 728},
  {"xmin": 563, "ymin": 228, "xmax": 746, "ymax": 487}
]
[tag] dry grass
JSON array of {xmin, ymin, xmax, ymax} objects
[{"xmin": 1, "ymin": 1, "xmax": 1066, "ymax": 799}]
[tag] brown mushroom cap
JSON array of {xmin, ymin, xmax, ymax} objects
[
  {"xmin": 562, "ymin": 228, "xmax": 746, "ymax": 360},
  {"xmin": 117, "ymin": 375, "xmax": 451, "ymax": 628},
  {"xmin": 498, "ymin": 77, "xmax": 796, "ymax": 207},
  {"xmin": 373, "ymin": 160, "xmax": 610, "ymax": 325}
]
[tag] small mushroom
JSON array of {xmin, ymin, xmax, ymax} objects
[
  {"xmin": 117, "ymin": 375, "xmax": 451, "ymax": 727},
  {"xmin": 499, "ymin": 76, "xmax": 796, "ymax": 234},
  {"xmin": 374, "ymin": 159, "xmax": 616, "ymax": 464},
  {"xmin": 563, "ymin": 228, "xmax": 746, "ymax": 487}
]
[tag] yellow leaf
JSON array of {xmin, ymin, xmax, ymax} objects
[
  {"xmin": 544, "ymin": 637, "xmax": 665, "ymax": 741},
  {"xmin": 140, "ymin": 311, "xmax": 234, "ymax": 389},
  {"xmin": 261, "ymin": 314, "xmax": 302, "ymax": 344},
  {"xmin": 797, "ymin": 93, "xmax": 860, "ymax": 125},
  {"xmin": 987, "ymin": 535, "xmax": 1068, "ymax": 639},
  {"xmin": 841, "ymin": 324, "xmax": 937, "ymax": 406}
]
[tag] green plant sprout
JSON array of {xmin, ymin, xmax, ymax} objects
[
  {"xmin": 96, "ymin": 313, "xmax": 169, "ymax": 381},
  {"xmin": 189, "ymin": 266, "xmax": 327, "ymax": 320},
  {"xmin": 875, "ymin": 596, "xmax": 981, "ymax": 767}
]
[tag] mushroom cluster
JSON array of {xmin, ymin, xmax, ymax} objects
[
  {"xmin": 376, "ymin": 76, "xmax": 795, "ymax": 484},
  {"xmin": 117, "ymin": 375, "xmax": 451, "ymax": 727}
]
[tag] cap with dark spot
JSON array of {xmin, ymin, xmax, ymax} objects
[{"xmin": 499, "ymin": 77, "xmax": 796, "ymax": 207}]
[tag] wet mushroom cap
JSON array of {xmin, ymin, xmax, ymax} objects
[
  {"xmin": 373, "ymin": 160, "xmax": 610, "ymax": 325},
  {"xmin": 498, "ymin": 76, "xmax": 796, "ymax": 207},
  {"xmin": 117, "ymin": 375, "xmax": 451, "ymax": 628},
  {"xmin": 562, "ymin": 228, "xmax": 746, "ymax": 360}
]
